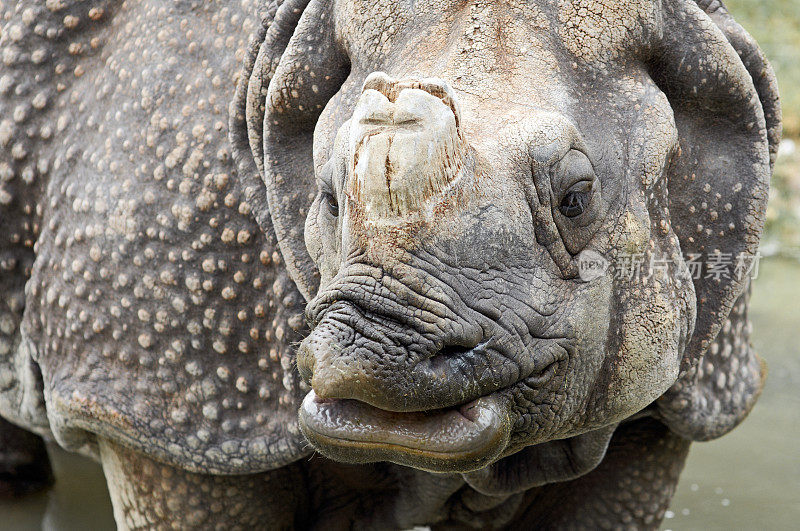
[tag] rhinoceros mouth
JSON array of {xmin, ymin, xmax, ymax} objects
[{"xmin": 298, "ymin": 390, "xmax": 512, "ymax": 473}]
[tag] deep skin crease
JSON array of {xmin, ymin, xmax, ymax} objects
[{"xmin": 0, "ymin": 0, "xmax": 779, "ymax": 529}]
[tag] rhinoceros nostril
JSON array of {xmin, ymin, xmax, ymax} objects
[
  {"xmin": 435, "ymin": 344, "xmax": 475, "ymax": 359},
  {"xmin": 426, "ymin": 342, "xmax": 483, "ymax": 373}
]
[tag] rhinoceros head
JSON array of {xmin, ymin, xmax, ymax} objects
[{"xmin": 233, "ymin": 0, "xmax": 778, "ymax": 484}]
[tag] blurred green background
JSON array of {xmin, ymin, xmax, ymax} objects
[
  {"xmin": 728, "ymin": 0, "xmax": 800, "ymax": 138},
  {"xmin": 728, "ymin": 0, "xmax": 800, "ymax": 255}
]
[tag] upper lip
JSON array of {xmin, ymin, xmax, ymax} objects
[
  {"xmin": 302, "ymin": 313, "xmax": 568, "ymax": 414},
  {"xmin": 302, "ymin": 268, "xmax": 570, "ymax": 413}
]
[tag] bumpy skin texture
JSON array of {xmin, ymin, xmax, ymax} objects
[
  {"xmin": 505, "ymin": 418, "xmax": 691, "ymax": 530},
  {"xmin": 0, "ymin": 0, "xmax": 779, "ymax": 530},
  {"xmin": 0, "ymin": 0, "xmax": 311, "ymax": 473},
  {"xmin": 98, "ymin": 439, "xmax": 308, "ymax": 530}
]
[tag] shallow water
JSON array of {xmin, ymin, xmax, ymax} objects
[
  {"xmin": 663, "ymin": 257, "xmax": 800, "ymax": 530},
  {"xmin": 0, "ymin": 258, "xmax": 797, "ymax": 530},
  {"xmin": 0, "ymin": 445, "xmax": 114, "ymax": 530}
]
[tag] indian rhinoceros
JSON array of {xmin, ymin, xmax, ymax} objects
[{"xmin": 0, "ymin": 0, "xmax": 780, "ymax": 528}]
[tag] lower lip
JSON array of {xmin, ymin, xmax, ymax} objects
[{"xmin": 298, "ymin": 390, "xmax": 512, "ymax": 473}]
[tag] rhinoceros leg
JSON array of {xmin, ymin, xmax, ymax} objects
[
  {"xmin": 98, "ymin": 439, "xmax": 307, "ymax": 530},
  {"xmin": 0, "ymin": 416, "xmax": 52, "ymax": 497},
  {"xmin": 508, "ymin": 418, "xmax": 690, "ymax": 530}
]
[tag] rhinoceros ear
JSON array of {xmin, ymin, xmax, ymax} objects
[
  {"xmin": 695, "ymin": 0, "xmax": 782, "ymax": 168},
  {"xmin": 653, "ymin": 0, "xmax": 780, "ymax": 440},
  {"xmin": 230, "ymin": 0, "xmax": 349, "ymax": 301}
]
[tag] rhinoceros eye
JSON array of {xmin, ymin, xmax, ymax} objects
[
  {"xmin": 559, "ymin": 181, "xmax": 592, "ymax": 218},
  {"xmin": 321, "ymin": 190, "xmax": 339, "ymax": 217},
  {"xmin": 317, "ymin": 160, "xmax": 340, "ymax": 217},
  {"xmin": 549, "ymin": 148, "xmax": 604, "ymax": 257},
  {"xmin": 553, "ymin": 149, "xmax": 595, "ymax": 220}
]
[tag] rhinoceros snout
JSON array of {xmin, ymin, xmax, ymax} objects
[{"xmin": 347, "ymin": 72, "xmax": 468, "ymax": 221}]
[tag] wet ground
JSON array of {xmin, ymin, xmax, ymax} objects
[{"xmin": 0, "ymin": 258, "xmax": 798, "ymax": 530}]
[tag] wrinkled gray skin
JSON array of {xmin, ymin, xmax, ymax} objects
[{"xmin": 0, "ymin": 0, "xmax": 780, "ymax": 528}]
